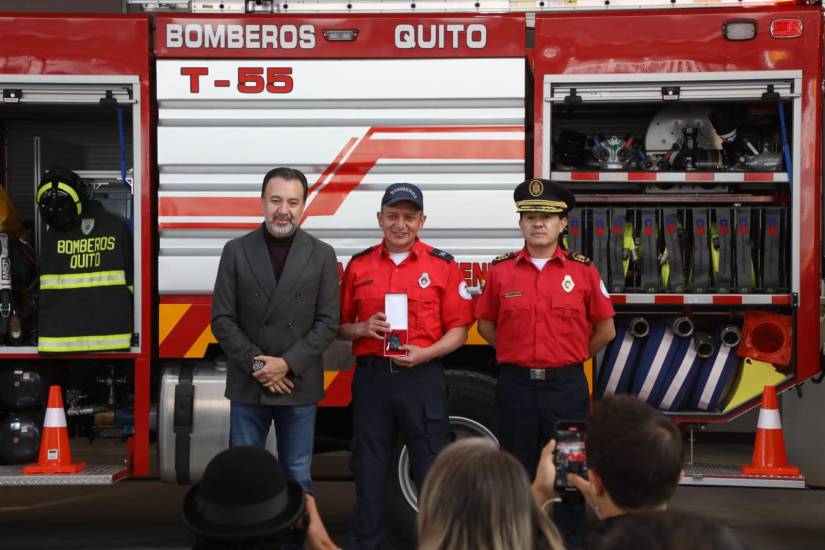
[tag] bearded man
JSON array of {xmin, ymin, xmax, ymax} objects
[{"xmin": 211, "ymin": 167, "xmax": 339, "ymax": 493}]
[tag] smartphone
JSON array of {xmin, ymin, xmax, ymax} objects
[{"xmin": 553, "ymin": 420, "xmax": 588, "ymax": 501}]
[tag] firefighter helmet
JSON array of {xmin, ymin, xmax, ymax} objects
[{"xmin": 36, "ymin": 167, "xmax": 87, "ymax": 229}]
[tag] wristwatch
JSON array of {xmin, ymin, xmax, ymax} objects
[{"xmin": 252, "ymin": 359, "xmax": 265, "ymax": 373}]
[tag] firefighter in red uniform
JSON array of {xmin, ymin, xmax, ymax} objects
[
  {"xmin": 475, "ymin": 178, "xmax": 616, "ymax": 546},
  {"xmin": 338, "ymin": 183, "xmax": 474, "ymax": 550}
]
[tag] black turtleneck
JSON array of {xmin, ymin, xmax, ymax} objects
[{"xmin": 262, "ymin": 224, "xmax": 295, "ymax": 282}]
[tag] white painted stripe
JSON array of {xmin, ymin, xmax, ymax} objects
[
  {"xmin": 549, "ymin": 172, "xmax": 788, "ymax": 183},
  {"xmin": 44, "ymin": 407, "xmax": 67, "ymax": 428},
  {"xmin": 639, "ymin": 330, "xmax": 674, "ymax": 400},
  {"xmin": 757, "ymin": 408, "xmax": 783, "ymax": 430},
  {"xmin": 661, "ymin": 344, "xmax": 698, "ymax": 409},
  {"xmin": 698, "ymin": 345, "xmax": 732, "ymax": 410},
  {"xmin": 160, "ymin": 191, "xmax": 260, "ymax": 198},
  {"xmin": 159, "ymin": 216, "xmax": 262, "ymax": 223},
  {"xmin": 371, "ymin": 132, "xmax": 524, "ymax": 141},
  {"xmin": 604, "ymin": 332, "xmax": 635, "ymax": 395},
  {"xmin": 623, "ymin": 295, "xmax": 656, "ymax": 304},
  {"xmin": 741, "ymin": 295, "xmax": 775, "ymax": 304}
]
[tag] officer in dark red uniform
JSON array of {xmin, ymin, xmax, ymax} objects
[
  {"xmin": 338, "ymin": 183, "xmax": 474, "ymax": 550},
  {"xmin": 475, "ymin": 178, "xmax": 616, "ymax": 546}
]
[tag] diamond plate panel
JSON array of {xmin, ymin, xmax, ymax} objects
[{"xmin": 0, "ymin": 464, "xmax": 129, "ymax": 486}]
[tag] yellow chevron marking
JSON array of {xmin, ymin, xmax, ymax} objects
[
  {"xmin": 185, "ymin": 325, "xmax": 217, "ymax": 359},
  {"xmin": 159, "ymin": 304, "xmax": 191, "ymax": 346},
  {"xmin": 323, "ymin": 371, "xmax": 339, "ymax": 390},
  {"xmin": 466, "ymin": 322, "xmax": 487, "ymax": 345}
]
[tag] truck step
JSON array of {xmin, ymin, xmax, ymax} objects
[
  {"xmin": 680, "ymin": 463, "xmax": 805, "ymax": 489},
  {"xmin": 0, "ymin": 464, "xmax": 129, "ymax": 486}
]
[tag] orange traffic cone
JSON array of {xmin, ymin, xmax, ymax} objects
[
  {"xmin": 23, "ymin": 385, "xmax": 85, "ymax": 474},
  {"xmin": 741, "ymin": 385, "xmax": 799, "ymax": 476}
]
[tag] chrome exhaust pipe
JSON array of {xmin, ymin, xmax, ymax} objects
[
  {"xmin": 721, "ymin": 325, "xmax": 741, "ymax": 348},
  {"xmin": 628, "ymin": 317, "xmax": 650, "ymax": 339},
  {"xmin": 672, "ymin": 316, "xmax": 694, "ymax": 338},
  {"xmin": 694, "ymin": 331, "xmax": 716, "ymax": 359}
]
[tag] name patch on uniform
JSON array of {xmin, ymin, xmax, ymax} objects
[
  {"xmin": 503, "ymin": 290, "xmax": 522, "ymax": 298},
  {"xmin": 562, "ymin": 274, "xmax": 575, "ymax": 293},
  {"xmin": 354, "ymin": 278, "xmax": 374, "ymax": 288}
]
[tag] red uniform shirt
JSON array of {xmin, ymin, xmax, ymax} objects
[
  {"xmin": 341, "ymin": 239, "xmax": 475, "ymax": 357},
  {"xmin": 475, "ymin": 246, "xmax": 615, "ymax": 368}
]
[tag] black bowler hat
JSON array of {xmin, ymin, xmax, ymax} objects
[
  {"xmin": 381, "ymin": 183, "xmax": 423, "ymax": 210},
  {"xmin": 183, "ymin": 446, "xmax": 305, "ymax": 542},
  {"xmin": 513, "ymin": 178, "xmax": 576, "ymax": 215}
]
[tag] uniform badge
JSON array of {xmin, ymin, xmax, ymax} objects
[
  {"xmin": 600, "ymin": 279, "xmax": 610, "ymax": 299},
  {"xmin": 81, "ymin": 218, "xmax": 95, "ymax": 236},
  {"xmin": 458, "ymin": 281, "xmax": 472, "ymax": 301},
  {"xmin": 562, "ymin": 274, "xmax": 575, "ymax": 293},
  {"xmin": 529, "ymin": 179, "xmax": 544, "ymax": 197},
  {"xmin": 419, "ymin": 272, "xmax": 430, "ymax": 289}
]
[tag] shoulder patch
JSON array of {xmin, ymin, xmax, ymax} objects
[
  {"xmin": 492, "ymin": 251, "xmax": 517, "ymax": 265},
  {"xmin": 429, "ymin": 248, "xmax": 454, "ymax": 262},
  {"xmin": 349, "ymin": 245, "xmax": 375, "ymax": 262},
  {"xmin": 568, "ymin": 252, "xmax": 592, "ymax": 266}
]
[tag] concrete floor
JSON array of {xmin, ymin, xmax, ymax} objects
[{"xmin": 1, "ymin": 444, "xmax": 824, "ymax": 549}]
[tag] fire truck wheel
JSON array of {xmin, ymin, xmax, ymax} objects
[{"xmin": 385, "ymin": 369, "xmax": 498, "ymax": 547}]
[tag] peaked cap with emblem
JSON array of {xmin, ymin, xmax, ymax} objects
[{"xmin": 514, "ymin": 178, "xmax": 576, "ymax": 215}]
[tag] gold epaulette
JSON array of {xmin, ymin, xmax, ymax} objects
[
  {"xmin": 568, "ymin": 252, "xmax": 592, "ymax": 266},
  {"xmin": 492, "ymin": 251, "xmax": 517, "ymax": 265}
]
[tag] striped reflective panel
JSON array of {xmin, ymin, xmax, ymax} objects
[
  {"xmin": 38, "ymin": 333, "xmax": 132, "ymax": 352},
  {"xmin": 40, "ymin": 270, "xmax": 127, "ymax": 290}
]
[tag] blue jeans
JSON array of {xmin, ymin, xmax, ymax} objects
[{"xmin": 229, "ymin": 401, "xmax": 316, "ymax": 493}]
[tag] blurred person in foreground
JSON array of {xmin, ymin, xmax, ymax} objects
[
  {"xmin": 417, "ymin": 437, "xmax": 565, "ymax": 550},
  {"xmin": 183, "ymin": 446, "xmax": 339, "ymax": 550},
  {"xmin": 592, "ymin": 510, "xmax": 745, "ymax": 550},
  {"xmin": 530, "ymin": 395, "xmax": 684, "ymax": 548}
]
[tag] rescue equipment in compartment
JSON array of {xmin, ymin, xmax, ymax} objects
[
  {"xmin": 553, "ymin": 104, "xmax": 786, "ymax": 174},
  {"xmin": 737, "ymin": 310, "xmax": 792, "ymax": 368},
  {"xmin": 566, "ymin": 208, "xmax": 583, "ymax": 255},
  {"xmin": 596, "ymin": 317, "xmax": 647, "ymax": 399},
  {"xmin": 23, "ymin": 385, "xmax": 85, "ymax": 474},
  {"xmin": 658, "ymin": 331, "xmax": 706, "ymax": 412},
  {"xmin": 711, "ymin": 208, "xmax": 734, "ymax": 293},
  {"xmin": 554, "ymin": 130, "xmax": 646, "ymax": 171},
  {"xmin": 36, "ymin": 167, "xmax": 87, "ymax": 230},
  {"xmin": 591, "ymin": 208, "xmax": 610, "ymax": 285},
  {"xmin": 38, "ymin": 172, "xmax": 133, "ymax": 353},
  {"xmin": 761, "ymin": 207, "xmax": 783, "ymax": 291},
  {"xmin": 639, "ymin": 209, "xmax": 659, "ymax": 293},
  {"xmin": 734, "ymin": 208, "xmax": 756, "ymax": 293},
  {"xmin": 659, "ymin": 208, "xmax": 685, "ymax": 293},
  {"xmin": 741, "ymin": 385, "xmax": 799, "ymax": 476},
  {"xmin": 0, "ymin": 367, "xmax": 47, "ymax": 410},
  {"xmin": 0, "ymin": 412, "xmax": 42, "ymax": 465},
  {"xmin": 689, "ymin": 325, "xmax": 741, "ymax": 411},
  {"xmin": 0, "ymin": 234, "xmax": 13, "ymax": 342},
  {"xmin": 723, "ymin": 356, "xmax": 785, "ymax": 413},
  {"xmin": 690, "ymin": 209, "xmax": 711, "ymax": 293},
  {"xmin": 631, "ymin": 320, "xmax": 692, "ymax": 407},
  {"xmin": 608, "ymin": 208, "xmax": 629, "ymax": 293}
]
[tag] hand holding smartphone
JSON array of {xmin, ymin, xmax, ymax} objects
[{"xmin": 553, "ymin": 420, "xmax": 588, "ymax": 502}]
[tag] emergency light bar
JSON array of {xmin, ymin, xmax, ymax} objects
[{"xmin": 130, "ymin": 0, "xmax": 813, "ymax": 14}]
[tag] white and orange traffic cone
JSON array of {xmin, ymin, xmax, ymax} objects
[
  {"xmin": 741, "ymin": 385, "xmax": 799, "ymax": 477},
  {"xmin": 23, "ymin": 385, "xmax": 85, "ymax": 474}
]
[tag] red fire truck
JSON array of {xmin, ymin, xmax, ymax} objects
[{"xmin": 0, "ymin": 0, "xmax": 821, "ymax": 517}]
